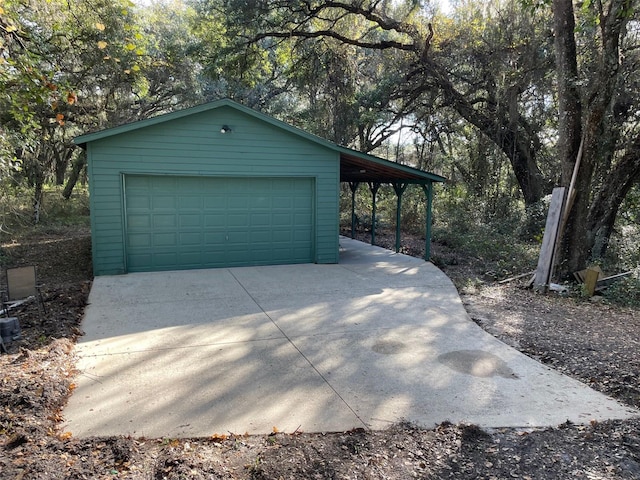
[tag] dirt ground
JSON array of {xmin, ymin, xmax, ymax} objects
[{"xmin": 1, "ymin": 227, "xmax": 639, "ymax": 479}]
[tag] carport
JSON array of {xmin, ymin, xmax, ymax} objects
[{"xmin": 339, "ymin": 150, "xmax": 445, "ymax": 259}]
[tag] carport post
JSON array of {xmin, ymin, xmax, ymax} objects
[
  {"xmin": 422, "ymin": 182, "xmax": 433, "ymax": 261},
  {"xmin": 349, "ymin": 181, "xmax": 359, "ymax": 239},
  {"xmin": 368, "ymin": 182, "xmax": 381, "ymax": 245},
  {"xmin": 392, "ymin": 183, "xmax": 408, "ymax": 253}
]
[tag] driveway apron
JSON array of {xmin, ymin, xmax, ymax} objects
[{"xmin": 63, "ymin": 237, "xmax": 638, "ymax": 438}]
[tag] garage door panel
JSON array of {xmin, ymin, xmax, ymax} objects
[
  {"xmin": 129, "ymin": 233, "xmax": 152, "ymax": 248},
  {"xmin": 204, "ymin": 232, "xmax": 226, "ymax": 245},
  {"xmin": 151, "ymin": 177, "xmax": 177, "ymax": 191},
  {"xmin": 180, "ymin": 232, "xmax": 202, "ymax": 246},
  {"xmin": 251, "ymin": 250, "xmax": 274, "ymax": 263},
  {"xmin": 155, "ymin": 252, "xmax": 178, "ymax": 267},
  {"xmin": 250, "ymin": 231, "xmax": 272, "ymax": 243},
  {"xmin": 271, "ymin": 249, "xmax": 294, "ymax": 261},
  {"xmin": 127, "ymin": 196, "xmax": 150, "ymax": 209},
  {"xmin": 226, "ymin": 197, "xmax": 248, "ymax": 209},
  {"xmin": 128, "ymin": 214, "xmax": 151, "ymax": 228},
  {"xmin": 294, "ymin": 197, "xmax": 312, "ymax": 208},
  {"xmin": 225, "ymin": 250, "xmax": 248, "ymax": 262},
  {"xmin": 204, "ymin": 214, "xmax": 226, "ymax": 228},
  {"xmin": 250, "ymin": 213, "xmax": 271, "ymax": 226},
  {"xmin": 204, "ymin": 195, "xmax": 227, "ymax": 210},
  {"xmin": 125, "ymin": 175, "xmax": 313, "ymax": 271},
  {"xmin": 294, "ymin": 212, "xmax": 311, "ymax": 224},
  {"xmin": 227, "ymin": 231, "xmax": 249, "ymax": 243},
  {"xmin": 153, "ymin": 215, "xmax": 177, "ymax": 228},
  {"xmin": 153, "ymin": 195, "xmax": 177, "ymax": 209},
  {"xmin": 273, "ymin": 213, "xmax": 294, "ymax": 226},
  {"xmin": 273, "ymin": 197, "xmax": 293, "ymax": 208},
  {"xmin": 294, "ymin": 230, "xmax": 312, "ymax": 241},
  {"xmin": 272, "ymin": 230, "xmax": 292, "ymax": 242},
  {"xmin": 128, "ymin": 253, "xmax": 152, "ymax": 269},
  {"xmin": 228, "ymin": 213, "xmax": 249, "ymax": 227},
  {"xmin": 178, "ymin": 252, "xmax": 201, "ymax": 264},
  {"xmin": 153, "ymin": 233, "xmax": 177, "ymax": 247},
  {"xmin": 179, "ymin": 215, "xmax": 202, "ymax": 228},
  {"xmin": 294, "ymin": 248, "xmax": 311, "ymax": 259},
  {"xmin": 178, "ymin": 196, "xmax": 202, "ymax": 209},
  {"xmin": 126, "ymin": 176, "xmax": 150, "ymax": 189},
  {"xmin": 250, "ymin": 196, "xmax": 269, "ymax": 208}
]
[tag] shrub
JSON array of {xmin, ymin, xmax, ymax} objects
[
  {"xmin": 39, "ymin": 186, "xmax": 90, "ymax": 226},
  {"xmin": 602, "ymin": 271, "xmax": 640, "ymax": 308},
  {"xmin": 0, "ymin": 185, "xmax": 90, "ymax": 241}
]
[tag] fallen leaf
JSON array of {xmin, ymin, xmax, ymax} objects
[{"xmin": 210, "ymin": 433, "xmax": 227, "ymax": 443}]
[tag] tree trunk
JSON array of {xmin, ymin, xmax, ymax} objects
[
  {"xmin": 553, "ymin": 0, "xmax": 633, "ymax": 275},
  {"xmin": 552, "ymin": 0, "xmax": 584, "ymax": 274},
  {"xmin": 33, "ymin": 164, "xmax": 45, "ymax": 224},
  {"xmin": 54, "ymin": 147, "xmax": 68, "ymax": 185},
  {"xmin": 62, "ymin": 152, "xmax": 87, "ymax": 200},
  {"xmin": 587, "ymin": 133, "xmax": 640, "ymax": 259},
  {"xmin": 552, "ymin": 0, "xmax": 582, "ymax": 185},
  {"xmin": 427, "ymin": 62, "xmax": 545, "ymax": 206}
]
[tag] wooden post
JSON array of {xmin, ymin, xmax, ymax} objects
[
  {"xmin": 534, "ymin": 187, "xmax": 566, "ymax": 293},
  {"xmin": 392, "ymin": 183, "xmax": 407, "ymax": 253},
  {"xmin": 349, "ymin": 182, "xmax": 359, "ymax": 239},
  {"xmin": 368, "ymin": 182, "xmax": 381, "ymax": 246},
  {"xmin": 551, "ymin": 137, "xmax": 584, "ymax": 274},
  {"xmin": 422, "ymin": 183, "xmax": 433, "ymax": 261},
  {"xmin": 561, "ymin": 136, "xmax": 584, "ymax": 229},
  {"xmin": 584, "ymin": 267, "xmax": 600, "ymax": 297}
]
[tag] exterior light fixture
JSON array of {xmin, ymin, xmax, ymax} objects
[{"xmin": 220, "ymin": 125, "xmax": 231, "ymax": 134}]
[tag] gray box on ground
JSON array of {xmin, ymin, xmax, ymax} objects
[{"xmin": 0, "ymin": 317, "xmax": 22, "ymax": 343}]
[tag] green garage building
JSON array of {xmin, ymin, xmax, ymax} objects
[{"xmin": 75, "ymin": 99, "xmax": 444, "ymax": 275}]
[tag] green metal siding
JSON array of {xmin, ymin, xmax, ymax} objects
[
  {"xmin": 87, "ymin": 105, "xmax": 339, "ymax": 275},
  {"xmin": 124, "ymin": 175, "xmax": 314, "ymax": 271}
]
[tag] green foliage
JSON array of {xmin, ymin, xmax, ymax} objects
[
  {"xmin": 432, "ymin": 220, "xmax": 539, "ymax": 279},
  {"xmin": 431, "ymin": 185, "xmax": 539, "ymax": 279},
  {"xmin": 0, "ymin": 182, "xmax": 32, "ymax": 233},
  {"xmin": 603, "ymin": 272, "xmax": 640, "ymax": 308},
  {"xmin": 601, "ymin": 186, "xmax": 640, "ymax": 272},
  {"xmin": 38, "ymin": 186, "xmax": 90, "ymax": 227},
  {"xmin": 0, "ymin": 185, "xmax": 89, "ymax": 237},
  {"xmin": 340, "ymin": 183, "xmax": 424, "ymax": 233},
  {"xmin": 518, "ymin": 0, "xmax": 552, "ymax": 11},
  {"xmin": 1, "ymin": 0, "xmax": 206, "ymax": 223},
  {"xmin": 340, "ymin": 179, "xmax": 541, "ymax": 281}
]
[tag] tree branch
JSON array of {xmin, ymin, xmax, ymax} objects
[
  {"xmin": 246, "ymin": 1, "xmax": 432, "ymax": 56},
  {"xmin": 252, "ymin": 30, "xmax": 415, "ymax": 52}
]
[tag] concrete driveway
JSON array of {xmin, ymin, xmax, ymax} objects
[{"xmin": 63, "ymin": 237, "xmax": 637, "ymax": 438}]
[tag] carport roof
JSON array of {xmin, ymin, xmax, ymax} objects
[
  {"xmin": 338, "ymin": 149, "xmax": 444, "ymax": 184},
  {"xmin": 74, "ymin": 98, "xmax": 446, "ymax": 186}
]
